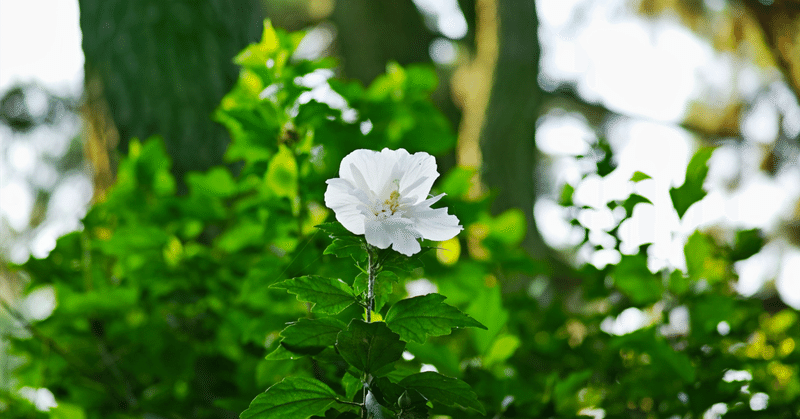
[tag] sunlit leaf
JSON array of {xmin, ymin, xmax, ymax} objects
[
  {"xmin": 385, "ymin": 293, "xmax": 486, "ymax": 344},
  {"xmin": 272, "ymin": 276, "xmax": 357, "ymax": 315},
  {"xmin": 240, "ymin": 377, "xmax": 341, "ymax": 419}
]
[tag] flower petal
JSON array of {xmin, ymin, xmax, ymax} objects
[
  {"xmin": 365, "ymin": 217, "xmax": 422, "ymax": 256},
  {"xmin": 393, "ymin": 150, "xmax": 438, "ymax": 204},
  {"xmin": 339, "ymin": 149, "xmax": 401, "ymax": 197},
  {"xmin": 364, "ymin": 219, "xmax": 392, "ymax": 249},
  {"xmin": 406, "ymin": 206, "xmax": 463, "ymax": 241},
  {"xmin": 324, "ymin": 178, "xmax": 366, "ymax": 234}
]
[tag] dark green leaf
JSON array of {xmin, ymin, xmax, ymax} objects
[
  {"xmin": 730, "ymin": 228, "xmax": 765, "ymax": 261},
  {"xmin": 240, "ymin": 377, "xmax": 341, "ymax": 419},
  {"xmin": 316, "ymin": 222, "xmax": 357, "ymax": 240},
  {"xmin": 613, "ymin": 254, "xmax": 663, "ymax": 305},
  {"xmin": 669, "ymin": 147, "xmax": 714, "ymax": 218},
  {"xmin": 323, "ymin": 238, "xmax": 366, "ymax": 261},
  {"xmin": 278, "ymin": 318, "xmax": 347, "ymax": 356},
  {"xmin": 385, "ymin": 293, "xmax": 487, "ymax": 344},
  {"xmin": 398, "ymin": 371, "xmax": 485, "ymax": 414},
  {"xmin": 272, "ymin": 276, "xmax": 357, "ymax": 315},
  {"xmin": 336, "ymin": 320, "xmax": 405, "ymax": 377},
  {"xmin": 369, "ymin": 376, "xmax": 405, "ymax": 408}
]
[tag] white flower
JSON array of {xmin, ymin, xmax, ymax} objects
[{"xmin": 324, "ymin": 148, "xmax": 462, "ymax": 256}]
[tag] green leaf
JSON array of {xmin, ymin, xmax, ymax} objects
[
  {"xmin": 466, "ymin": 284, "xmax": 508, "ymax": 354},
  {"xmin": 398, "ymin": 371, "xmax": 485, "ymax": 414},
  {"xmin": 684, "ymin": 231, "xmax": 727, "ymax": 283},
  {"xmin": 630, "ymin": 171, "xmax": 652, "ymax": 182},
  {"xmin": 266, "ymin": 145, "xmax": 299, "ymax": 200},
  {"xmin": 240, "ymin": 377, "xmax": 341, "ymax": 419},
  {"xmin": 613, "ymin": 254, "xmax": 663, "ymax": 305},
  {"xmin": 730, "ymin": 228, "xmax": 765, "ymax": 261},
  {"xmin": 621, "ymin": 194, "xmax": 652, "ymax": 219},
  {"xmin": 316, "ymin": 222, "xmax": 355, "ymax": 239},
  {"xmin": 553, "ymin": 370, "xmax": 592, "ymax": 415},
  {"xmin": 272, "ymin": 276, "xmax": 357, "ymax": 315},
  {"xmin": 559, "ymin": 183, "xmax": 575, "ymax": 206},
  {"xmin": 235, "ymin": 20, "xmax": 280, "ymax": 67},
  {"xmin": 186, "ymin": 167, "xmax": 238, "ymax": 198},
  {"xmin": 324, "ymin": 238, "xmax": 366, "ymax": 261},
  {"xmin": 669, "ymin": 147, "xmax": 714, "ymax": 218},
  {"xmin": 354, "ymin": 270, "xmax": 398, "ymax": 312},
  {"xmin": 483, "ymin": 334, "xmax": 520, "ymax": 367},
  {"xmin": 385, "ymin": 293, "xmax": 487, "ymax": 344},
  {"xmin": 336, "ymin": 320, "xmax": 405, "ymax": 377},
  {"xmin": 342, "ymin": 372, "xmax": 363, "ymax": 401},
  {"xmin": 278, "ymin": 317, "xmax": 347, "ymax": 356}
]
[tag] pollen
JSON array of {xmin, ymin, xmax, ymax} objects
[{"xmin": 384, "ymin": 190, "xmax": 401, "ymax": 214}]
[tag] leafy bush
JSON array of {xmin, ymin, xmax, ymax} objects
[{"xmin": 2, "ymin": 20, "xmax": 798, "ymax": 419}]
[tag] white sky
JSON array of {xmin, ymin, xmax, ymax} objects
[{"xmin": 0, "ymin": 0, "xmax": 84, "ymax": 94}]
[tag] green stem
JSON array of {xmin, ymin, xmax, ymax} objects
[{"xmin": 366, "ymin": 245, "xmax": 376, "ymax": 323}]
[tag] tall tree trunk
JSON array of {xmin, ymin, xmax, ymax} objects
[{"xmin": 79, "ymin": 0, "xmax": 264, "ymax": 192}]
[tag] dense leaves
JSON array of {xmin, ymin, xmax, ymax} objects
[{"xmin": 3, "ymin": 16, "xmax": 799, "ymax": 419}]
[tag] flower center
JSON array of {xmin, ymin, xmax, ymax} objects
[{"xmin": 384, "ymin": 190, "xmax": 401, "ymax": 214}]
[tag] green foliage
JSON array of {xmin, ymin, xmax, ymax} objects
[{"xmin": 4, "ymin": 17, "xmax": 799, "ymax": 419}]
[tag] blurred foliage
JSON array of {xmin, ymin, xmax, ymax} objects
[{"xmin": 2, "ymin": 13, "xmax": 800, "ymax": 419}]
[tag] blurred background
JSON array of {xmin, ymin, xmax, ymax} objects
[
  {"xmin": 2, "ymin": 0, "xmax": 800, "ymax": 416},
  {"xmin": 3, "ymin": 0, "xmax": 799, "ymax": 305}
]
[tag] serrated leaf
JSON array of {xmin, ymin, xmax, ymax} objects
[
  {"xmin": 399, "ymin": 372, "xmax": 485, "ymax": 414},
  {"xmin": 670, "ymin": 147, "xmax": 714, "ymax": 218},
  {"xmin": 272, "ymin": 276, "xmax": 357, "ymax": 315},
  {"xmin": 630, "ymin": 171, "xmax": 652, "ymax": 182},
  {"xmin": 240, "ymin": 377, "xmax": 340, "ymax": 419},
  {"xmin": 278, "ymin": 317, "xmax": 347, "ymax": 356},
  {"xmin": 324, "ymin": 238, "xmax": 366, "ymax": 261},
  {"xmin": 336, "ymin": 320, "xmax": 405, "ymax": 377},
  {"xmin": 316, "ymin": 222, "xmax": 357, "ymax": 240},
  {"xmin": 385, "ymin": 293, "xmax": 487, "ymax": 344}
]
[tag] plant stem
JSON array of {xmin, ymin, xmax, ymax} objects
[{"xmin": 366, "ymin": 245, "xmax": 376, "ymax": 323}]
